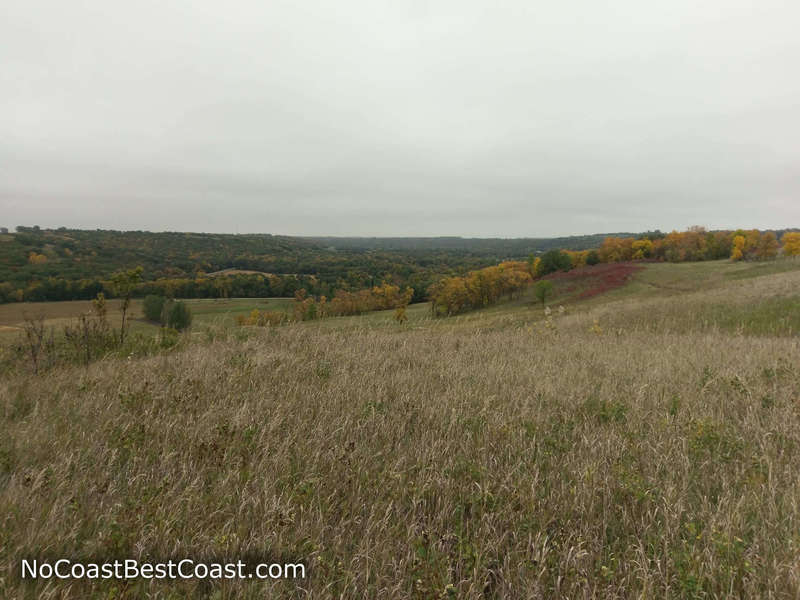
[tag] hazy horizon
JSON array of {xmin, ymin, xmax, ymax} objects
[
  {"xmin": 7, "ymin": 224, "xmax": 797, "ymax": 240},
  {"xmin": 3, "ymin": 1, "xmax": 799, "ymax": 236}
]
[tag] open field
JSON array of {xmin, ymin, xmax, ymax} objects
[
  {"xmin": 2, "ymin": 259, "xmax": 796, "ymax": 339},
  {"xmin": 2, "ymin": 260, "xmax": 800, "ymax": 598},
  {"xmin": 0, "ymin": 298, "xmax": 294, "ymax": 341}
]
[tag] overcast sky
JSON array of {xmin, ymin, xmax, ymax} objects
[{"xmin": 2, "ymin": 1, "xmax": 799, "ymax": 237}]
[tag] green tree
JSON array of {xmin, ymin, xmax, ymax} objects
[
  {"xmin": 586, "ymin": 250, "xmax": 600, "ymax": 266},
  {"xmin": 110, "ymin": 266, "xmax": 143, "ymax": 344},
  {"xmin": 534, "ymin": 280, "xmax": 554, "ymax": 306},
  {"xmin": 537, "ymin": 250, "xmax": 572, "ymax": 275}
]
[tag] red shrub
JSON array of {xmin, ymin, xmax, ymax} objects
[{"xmin": 543, "ymin": 262, "xmax": 643, "ymax": 300}]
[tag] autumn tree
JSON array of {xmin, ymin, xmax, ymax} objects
[
  {"xmin": 729, "ymin": 230, "xmax": 771, "ymax": 261},
  {"xmin": 705, "ymin": 231, "xmax": 734, "ymax": 259},
  {"xmin": 429, "ymin": 261, "xmax": 531, "ymax": 316},
  {"xmin": 598, "ymin": 237, "xmax": 634, "ymax": 263},
  {"xmin": 731, "ymin": 235, "xmax": 746, "ymax": 261},
  {"xmin": 631, "ymin": 239, "xmax": 653, "ymax": 259},
  {"xmin": 782, "ymin": 232, "xmax": 800, "ymax": 257},
  {"xmin": 565, "ymin": 250, "xmax": 589, "ymax": 269},
  {"xmin": 755, "ymin": 232, "xmax": 778, "ymax": 260}
]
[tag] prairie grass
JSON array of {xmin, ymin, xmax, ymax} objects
[{"xmin": 2, "ymin": 264, "xmax": 800, "ymax": 598}]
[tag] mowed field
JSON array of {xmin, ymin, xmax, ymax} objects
[
  {"xmin": 2, "ymin": 260, "xmax": 800, "ymax": 598},
  {"xmin": 0, "ymin": 297, "xmax": 294, "ymax": 340}
]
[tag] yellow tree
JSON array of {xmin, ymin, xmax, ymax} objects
[
  {"xmin": 599, "ymin": 237, "xmax": 631, "ymax": 262},
  {"xmin": 731, "ymin": 235, "xmax": 746, "ymax": 261},
  {"xmin": 631, "ymin": 239, "xmax": 653, "ymax": 260},
  {"xmin": 744, "ymin": 230, "xmax": 761, "ymax": 255},
  {"xmin": 781, "ymin": 232, "xmax": 800, "ymax": 257},
  {"xmin": 565, "ymin": 250, "xmax": 589, "ymax": 268}
]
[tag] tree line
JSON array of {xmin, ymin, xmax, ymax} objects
[
  {"xmin": 1, "ymin": 227, "xmax": 514, "ymax": 304},
  {"xmin": 237, "ymin": 283, "xmax": 415, "ymax": 326},
  {"xmin": 427, "ymin": 227, "xmax": 800, "ymax": 317},
  {"xmin": 427, "ymin": 261, "xmax": 533, "ymax": 316},
  {"xmin": 0, "ymin": 226, "xmax": 672, "ymax": 306},
  {"xmin": 3, "ymin": 226, "xmax": 797, "ymax": 306},
  {"xmin": 0, "ymin": 272, "xmax": 325, "ymax": 304},
  {"xmin": 532, "ymin": 228, "xmax": 798, "ymax": 271},
  {"xmin": 591, "ymin": 228, "xmax": 794, "ymax": 263}
]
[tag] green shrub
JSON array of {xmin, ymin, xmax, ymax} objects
[
  {"xmin": 537, "ymin": 250, "xmax": 573, "ymax": 275},
  {"xmin": 142, "ymin": 295, "xmax": 166, "ymax": 322},
  {"xmin": 164, "ymin": 300, "xmax": 192, "ymax": 331},
  {"xmin": 534, "ymin": 280, "xmax": 554, "ymax": 306}
]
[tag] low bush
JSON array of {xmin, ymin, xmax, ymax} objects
[
  {"xmin": 142, "ymin": 295, "xmax": 166, "ymax": 322},
  {"xmin": 163, "ymin": 300, "xmax": 192, "ymax": 331}
]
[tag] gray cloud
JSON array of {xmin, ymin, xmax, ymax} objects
[{"xmin": 2, "ymin": 0, "xmax": 799, "ymax": 236}]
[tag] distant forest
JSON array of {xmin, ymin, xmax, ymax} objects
[
  {"xmin": 1, "ymin": 226, "xmax": 796, "ymax": 304},
  {"xmin": 0, "ymin": 227, "xmax": 622, "ymax": 303},
  {"xmin": 304, "ymin": 234, "xmax": 636, "ymax": 253}
]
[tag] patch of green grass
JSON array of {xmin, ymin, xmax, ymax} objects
[
  {"xmin": 699, "ymin": 297, "xmax": 800, "ymax": 336},
  {"xmin": 600, "ymin": 258, "xmax": 800, "ymax": 303}
]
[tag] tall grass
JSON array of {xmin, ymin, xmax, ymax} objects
[{"xmin": 1, "ymin": 268, "xmax": 800, "ymax": 598}]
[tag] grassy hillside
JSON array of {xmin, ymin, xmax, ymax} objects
[{"xmin": 2, "ymin": 260, "xmax": 800, "ymax": 598}]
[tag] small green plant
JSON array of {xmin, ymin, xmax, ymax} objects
[
  {"xmin": 534, "ymin": 280, "xmax": 554, "ymax": 306},
  {"xmin": 582, "ymin": 396, "xmax": 628, "ymax": 424},
  {"xmin": 668, "ymin": 394, "xmax": 681, "ymax": 417}
]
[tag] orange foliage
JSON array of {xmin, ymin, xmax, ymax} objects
[
  {"xmin": 428, "ymin": 261, "xmax": 532, "ymax": 316},
  {"xmin": 592, "ymin": 227, "xmax": 788, "ymax": 264},
  {"xmin": 782, "ymin": 232, "xmax": 800, "ymax": 257},
  {"xmin": 564, "ymin": 250, "xmax": 589, "ymax": 269},
  {"xmin": 598, "ymin": 237, "xmax": 634, "ymax": 263}
]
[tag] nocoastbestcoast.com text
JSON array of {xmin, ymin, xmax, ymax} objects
[{"xmin": 21, "ymin": 558, "xmax": 305, "ymax": 581}]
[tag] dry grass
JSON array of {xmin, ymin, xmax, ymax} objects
[{"xmin": 2, "ymin": 266, "xmax": 800, "ymax": 598}]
